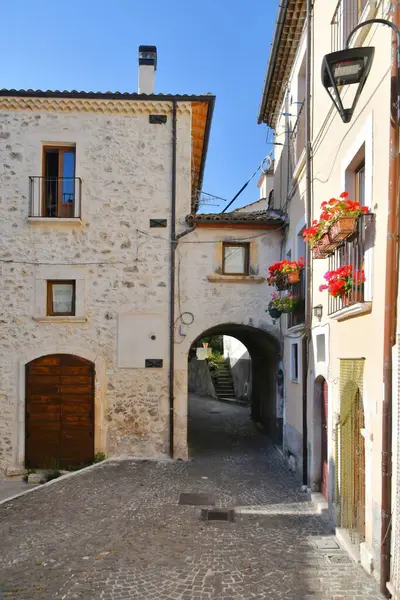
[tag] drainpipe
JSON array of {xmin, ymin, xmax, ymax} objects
[
  {"xmin": 169, "ymin": 100, "xmax": 177, "ymax": 458},
  {"xmin": 381, "ymin": 1, "xmax": 400, "ymax": 593},
  {"xmin": 302, "ymin": 0, "xmax": 313, "ymax": 487}
]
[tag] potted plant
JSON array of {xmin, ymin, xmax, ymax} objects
[
  {"xmin": 303, "ymin": 221, "xmax": 331, "ymax": 259},
  {"xmin": 319, "ymin": 265, "xmax": 365, "ymax": 303},
  {"xmin": 321, "ymin": 192, "xmax": 369, "ymax": 242},
  {"xmin": 267, "ymin": 259, "xmax": 305, "ymax": 288},
  {"xmin": 267, "ymin": 293, "xmax": 303, "ymax": 318},
  {"xmin": 267, "ymin": 261, "xmax": 289, "ymax": 290}
]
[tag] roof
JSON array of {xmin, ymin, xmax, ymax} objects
[
  {"xmin": 186, "ymin": 209, "xmax": 286, "ymax": 227},
  {"xmin": 0, "ymin": 89, "xmax": 215, "ymax": 211},
  {"xmin": 257, "ymin": 0, "xmax": 306, "ymax": 127},
  {"xmin": 0, "ymin": 89, "xmax": 214, "ymax": 102}
]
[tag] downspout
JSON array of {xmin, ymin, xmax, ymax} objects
[
  {"xmin": 381, "ymin": 1, "xmax": 400, "ymax": 593},
  {"xmin": 169, "ymin": 100, "xmax": 177, "ymax": 457},
  {"xmin": 303, "ymin": 0, "xmax": 313, "ymax": 487}
]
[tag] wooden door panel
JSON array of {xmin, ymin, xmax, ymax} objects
[
  {"xmin": 60, "ymin": 366, "xmax": 92, "ymax": 375},
  {"xmin": 28, "ymin": 366, "xmax": 62, "ymax": 375},
  {"xmin": 60, "ymin": 375, "xmax": 92, "ymax": 385},
  {"xmin": 62, "ymin": 403, "xmax": 92, "ymax": 415},
  {"xmin": 34, "ymin": 356, "xmax": 62, "ymax": 366},
  {"xmin": 60, "ymin": 384, "xmax": 92, "ymax": 394},
  {"xmin": 26, "ymin": 354, "xmax": 94, "ymax": 468}
]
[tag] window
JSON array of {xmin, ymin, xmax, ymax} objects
[
  {"xmin": 291, "ymin": 343, "xmax": 300, "ymax": 382},
  {"xmin": 47, "ymin": 281, "xmax": 76, "ymax": 316},
  {"xmin": 331, "ymin": 0, "xmax": 369, "ymax": 52},
  {"xmin": 316, "ymin": 334, "xmax": 326, "ymax": 363},
  {"xmin": 42, "ymin": 146, "xmax": 76, "ymax": 217},
  {"xmin": 222, "ymin": 243, "xmax": 250, "ymax": 275},
  {"xmin": 355, "ymin": 160, "xmax": 365, "ymax": 206},
  {"xmin": 294, "ymin": 56, "xmax": 306, "ymax": 164}
]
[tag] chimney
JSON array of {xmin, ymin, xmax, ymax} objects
[{"xmin": 138, "ymin": 45, "xmax": 157, "ymax": 94}]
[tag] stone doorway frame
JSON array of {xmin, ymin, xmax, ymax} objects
[{"xmin": 14, "ymin": 346, "xmax": 107, "ymax": 471}]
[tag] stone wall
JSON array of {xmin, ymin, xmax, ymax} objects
[
  {"xmin": 0, "ymin": 102, "xmax": 284, "ymax": 473},
  {"xmin": 0, "ymin": 103, "xmax": 192, "ymax": 472},
  {"xmin": 188, "ymin": 358, "xmax": 216, "ymax": 398}
]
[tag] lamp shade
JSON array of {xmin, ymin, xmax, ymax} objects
[{"xmin": 321, "ymin": 47, "xmax": 375, "ymax": 123}]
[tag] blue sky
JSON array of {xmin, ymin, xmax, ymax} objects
[{"xmin": 1, "ymin": 0, "xmax": 278, "ymax": 212}]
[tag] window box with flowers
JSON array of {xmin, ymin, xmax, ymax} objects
[
  {"xmin": 319, "ymin": 265, "xmax": 371, "ymax": 319},
  {"xmin": 267, "ymin": 258, "xmax": 305, "ymax": 290},
  {"xmin": 303, "ymin": 192, "xmax": 370, "ymax": 259},
  {"xmin": 267, "ymin": 292, "xmax": 304, "ymax": 321}
]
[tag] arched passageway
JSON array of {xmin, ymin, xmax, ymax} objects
[
  {"xmin": 25, "ymin": 354, "xmax": 95, "ymax": 469},
  {"xmin": 187, "ymin": 323, "xmax": 280, "ymax": 455}
]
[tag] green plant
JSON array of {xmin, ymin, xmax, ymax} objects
[
  {"xmin": 206, "ymin": 354, "xmax": 226, "ymax": 372},
  {"xmin": 199, "ymin": 335, "xmax": 223, "ymax": 354},
  {"xmin": 93, "ymin": 452, "xmax": 106, "ymax": 464},
  {"xmin": 269, "ymin": 293, "xmax": 303, "ymax": 314},
  {"xmin": 45, "ymin": 470, "xmax": 62, "ymax": 482}
]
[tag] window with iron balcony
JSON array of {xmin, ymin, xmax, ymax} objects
[
  {"xmin": 29, "ymin": 146, "xmax": 82, "ymax": 219},
  {"xmin": 327, "ymin": 209, "xmax": 374, "ymax": 316}
]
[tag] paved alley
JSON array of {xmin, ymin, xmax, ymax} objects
[{"xmin": 0, "ymin": 394, "xmax": 382, "ymax": 599}]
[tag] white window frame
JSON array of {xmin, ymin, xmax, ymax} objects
[{"xmin": 340, "ymin": 115, "xmax": 373, "ymax": 301}]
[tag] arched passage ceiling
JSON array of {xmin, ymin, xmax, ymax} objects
[{"xmin": 191, "ymin": 323, "xmax": 280, "ymax": 361}]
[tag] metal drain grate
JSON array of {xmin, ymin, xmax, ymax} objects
[
  {"xmin": 179, "ymin": 493, "xmax": 215, "ymax": 506},
  {"xmin": 311, "ymin": 538, "xmax": 340, "ymax": 550},
  {"xmin": 325, "ymin": 554, "xmax": 352, "ymax": 565},
  {"xmin": 201, "ymin": 508, "xmax": 235, "ymax": 522}
]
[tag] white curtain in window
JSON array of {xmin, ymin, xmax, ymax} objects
[{"xmin": 52, "ymin": 284, "xmax": 73, "ymax": 313}]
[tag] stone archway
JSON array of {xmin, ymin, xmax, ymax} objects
[{"xmin": 178, "ymin": 323, "xmax": 280, "ymax": 457}]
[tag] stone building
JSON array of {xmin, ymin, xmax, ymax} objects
[{"xmin": 0, "ymin": 47, "xmax": 286, "ymax": 475}]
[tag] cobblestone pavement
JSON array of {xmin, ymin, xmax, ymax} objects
[{"xmin": 0, "ymin": 394, "xmax": 382, "ymax": 599}]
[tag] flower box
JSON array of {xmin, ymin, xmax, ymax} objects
[
  {"xmin": 312, "ymin": 244, "xmax": 327, "ymax": 259},
  {"xmin": 275, "ymin": 273, "xmax": 289, "ymax": 291},
  {"xmin": 288, "ymin": 270, "xmax": 300, "ymax": 284},
  {"xmin": 268, "ymin": 307, "xmax": 282, "ymax": 319},
  {"xmin": 329, "ymin": 216, "xmax": 357, "ymax": 242},
  {"xmin": 312, "ymin": 237, "xmax": 332, "ymax": 259}
]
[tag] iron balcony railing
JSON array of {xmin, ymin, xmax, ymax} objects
[
  {"xmin": 328, "ymin": 214, "xmax": 374, "ymax": 315},
  {"xmin": 331, "ymin": 0, "xmax": 368, "ymax": 51},
  {"xmin": 29, "ymin": 177, "xmax": 82, "ymax": 218},
  {"xmin": 287, "ymin": 268, "xmax": 306, "ymax": 329}
]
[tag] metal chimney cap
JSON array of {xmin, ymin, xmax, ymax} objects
[{"xmin": 138, "ymin": 45, "xmax": 157, "ymax": 70}]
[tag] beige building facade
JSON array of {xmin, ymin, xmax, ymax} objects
[{"xmin": 258, "ymin": 0, "xmax": 395, "ymax": 587}]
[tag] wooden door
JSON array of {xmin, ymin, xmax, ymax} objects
[
  {"xmin": 320, "ymin": 378, "xmax": 329, "ymax": 500},
  {"xmin": 26, "ymin": 354, "xmax": 94, "ymax": 469}
]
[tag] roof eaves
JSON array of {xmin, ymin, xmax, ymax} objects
[
  {"xmin": 257, "ymin": 1, "xmax": 289, "ymax": 126},
  {"xmin": 257, "ymin": 0, "xmax": 306, "ymax": 128},
  {"xmin": 0, "ymin": 89, "xmax": 216, "ymax": 103}
]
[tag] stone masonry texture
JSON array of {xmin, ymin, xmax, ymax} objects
[
  {"xmin": 0, "ymin": 105, "xmax": 283, "ymax": 472},
  {"xmin": 0, "ymin": 395, "xmax": 382, "ymax": 599}
]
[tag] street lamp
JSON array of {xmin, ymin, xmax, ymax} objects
[{"xmin": 322, "ymin": 19, "xmax": 400, "ymax": 124}]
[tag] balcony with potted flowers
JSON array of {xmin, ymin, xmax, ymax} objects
[
  {"xmin": 266, "ymin": 258, "xmax": 306, "ymax": 328},
  {"xmin": 303, "ymin": 192, "xmax": 374, "ymax": 320}
]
